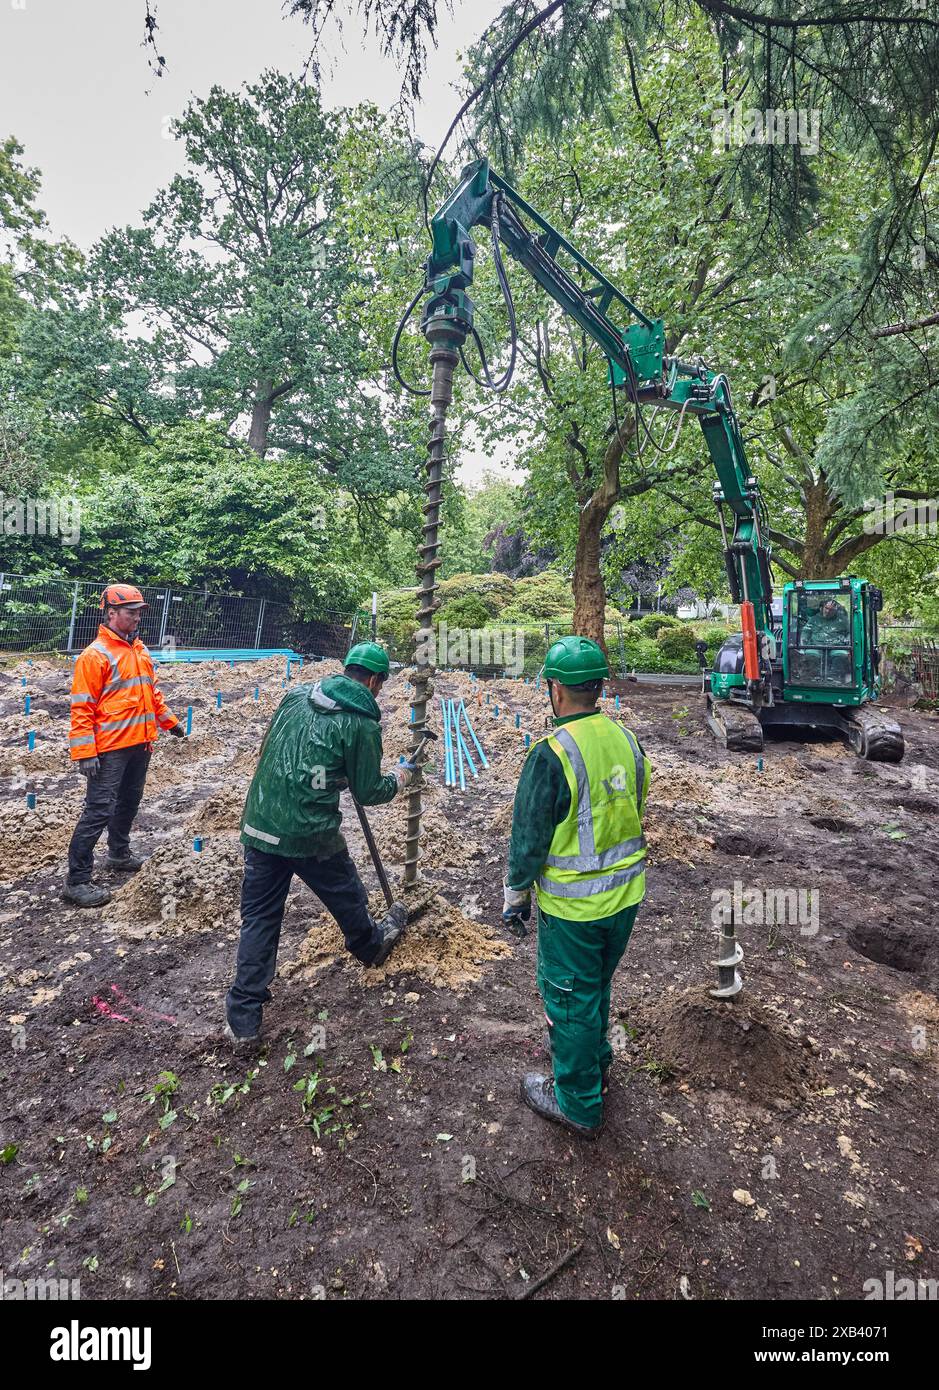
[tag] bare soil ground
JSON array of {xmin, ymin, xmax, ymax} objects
[{"xmin": 1, "ymin": 654, "xmax": 937, "ymax": 1301}]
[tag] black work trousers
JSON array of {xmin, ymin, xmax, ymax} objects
[
  {"xmin": 226, "ymin": 845, "xmax": 383, "ymax": 1037},
  {"xmin": 67, "ymin": 745, "xmax": 151, "ymax": 884}
]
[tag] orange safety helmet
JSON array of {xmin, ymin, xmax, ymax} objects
[{"xmin": 99, "ymin": 583, "xmax": 149, "ymax": 611}]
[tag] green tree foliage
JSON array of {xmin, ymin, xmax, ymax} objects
[
  {"xmin": 22, "ymin": 76, "xmax": 425, "ymax": 502},
  {"xmin": 0, "ymin": 136, "xmax": 79, "ymax": 357},
  {"xmin": 436, "ymin": 14, "xmax": 937, "ymax": 629}
]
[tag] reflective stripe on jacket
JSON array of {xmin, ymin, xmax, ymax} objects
[
  {"xmin": 68, "ymin": 625, "xmax": 178, "ymax": 760},
  {"xmin": 534, "ymin": 712, "xmax": 650, "ymax": 921}
]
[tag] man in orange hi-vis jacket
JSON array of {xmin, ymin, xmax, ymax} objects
[{"xmin": 64, "ymin": 584, "xmax": 185, "ymax": 908}]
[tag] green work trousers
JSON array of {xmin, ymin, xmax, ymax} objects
[{"xmin": 536, "ymin": 902, "xmax": 640, "ymax": 1128}]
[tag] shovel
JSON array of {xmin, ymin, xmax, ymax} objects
[{"xmin": 352, "ymin": 729, "xmax": 438, "ymax": 910}]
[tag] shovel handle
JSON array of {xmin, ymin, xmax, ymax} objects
[{"xmin": 352, "ymin": 796, "xmax": 395, "ymax": 909}]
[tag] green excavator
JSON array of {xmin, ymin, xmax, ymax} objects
[{"xmin": 398, "ymin": 157, "xmax": 904, "ymax": 763}]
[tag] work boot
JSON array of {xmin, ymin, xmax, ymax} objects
[
  {"xmin": 545, "ymin": 1030, "xmax": 609, "ymax": 1095},
  {"xmin": 62, "ymin": 880, "xmax": 112, "ymax": 908},
  {"xmin": 106, "ymin": 849, "xmax": 145, "ymax": 873},
  {"xmin": 368, "ymin": 903, "xmax": 408, "ymax": 968},
  {"xmin": 520, "ymin": 1072, "xmax": 602, "ymax": 1140},
  {"xmin": 223, "ymin": 1020, "xmax": 261, "ymax": 1053}
]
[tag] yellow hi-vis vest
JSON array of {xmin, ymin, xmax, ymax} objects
[{"xmin": 534, "ymin": 713, "xmax": 650, "ymax": 922}]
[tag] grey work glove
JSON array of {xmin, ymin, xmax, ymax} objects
[
  {"xmin": 77, "ymin": 757, "xmax": 101, "ymax": 778},
  {"xmin": 392, "ymin": 763, "xmax": 416, "ymax": 792},
  {"xmin": 168, "ymin": 724, "xmax": 186, "ymax": 738},
  {"xmin": 502, "ymin": 880, "xmax": 532, "ymax": 939}
]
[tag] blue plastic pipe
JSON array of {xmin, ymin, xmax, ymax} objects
[
  {"xmin": 452, "ymin": 700, "xmax": 466, "ymax": 791},
  {"xmin": 454, "ymin": 708, "xmax": 477, "ymax": 778},
  {"xmin": 440, "ymin": 696, "xmax": 453, "ymax": 786},
  {"xmin": 459, "ymin": 700, "xmax": 489, "ymax": 770}
]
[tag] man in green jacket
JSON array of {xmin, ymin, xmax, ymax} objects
[
  {"xmin": 797, "ymin": 596, "xmax": 852, "ymax": 683},
  {"xmin": 504, "ymin": 636, "xmax": 651, "ymax": 1139},
  {"xmin": 225, "ymin": 642, "xmax": 413, "ymax": 1047}
]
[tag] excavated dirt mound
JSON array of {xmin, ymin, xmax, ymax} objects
[
  {"xmin": 103, "ymin": 835, "xmax": 244, "ymax": 937},
  {"xmin": 644, "ymin": 809, "xmax": 713, "ymax": 865},
  {"xmin": 285, "ymin": 883, "xmax": 510, "ymax": 991},
  {"xmin": 639, "ymin": 988, "xmax": 821, "ymax": 1103}
]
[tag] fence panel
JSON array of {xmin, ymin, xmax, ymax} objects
[{"xmin": 0, "ymin": 574, "xmax": 355, "ymax": 658}]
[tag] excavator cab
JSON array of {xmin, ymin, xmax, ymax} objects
[
  {"xmin": 786, "ymin": 587, "xmax": 853, "ymax": 687},
  {"xmin": 782, "ymin": 578, "xmax": 880, "ymax": 703}
]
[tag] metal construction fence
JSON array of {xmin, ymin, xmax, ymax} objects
[
  {"xmin": 911, "ymin": 639, "xmax": 939, "ymax": 700},
  {"xmin": 0, "ymin": 574, "xmax": 363, "ymax": 661},
  {"xmin": 380, "ymin": 617, "xmax": 637, "ymax": 679}
]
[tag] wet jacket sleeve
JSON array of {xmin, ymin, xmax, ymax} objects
[
  {"xmin": 507, "ymin": 741, "xmax": 571, "ymax": 891},
  {"xmin": 344, "ymin": 716, "xmax": 399, "ymax": 806},
  {"xmin": 69, "ymin": 649, "xmax": 107, "ymax": 761}
]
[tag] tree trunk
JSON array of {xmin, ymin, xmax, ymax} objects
[
  {"xmin": 798, "ymin": 477, "xmax": 837, "ymax": 577},
  {"xmin": 248, "ymin": 376, "xmax": 274, "ymax": 457},
  {"xmin": 571, "ymin": 499, "xmax": 612, "ymax": 645}
]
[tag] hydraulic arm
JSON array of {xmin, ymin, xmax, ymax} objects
[
  {"xmin": 398, "ymin": 156, "xmax": 781, "ymax": 881},
  {"xmin": 416, "ymin": 158, "xmax": 775, "ymax": 690}
]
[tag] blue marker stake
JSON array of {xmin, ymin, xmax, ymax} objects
[
  {"xmin": 20, "ymin": 676, "xmax": 26, "ymax": 687},
  {"xmin": 525, "ymin": 733, "xmax": 531, "ymax": 749},
  {"xmin": 186, "ymin": 706, "xmax": 193, "ymax": 736},
  {"xmin": 26, "ymin": 792, "xmax": 36, "ymax": 810},
  {"xmin": 24, "ymin": 695, "xmax": 30, "ymax": 715},
  {"xmin": 615, "ymin": 694, "xmax": 620, "ymax": 710},
  {"xmin": 757, "ymin": 757, "xmax": 764, "ymax": 772},
  {"xmin": 27, "ymin": 731, "xmax": 35, "ymax": 751},
  {"xmin": 515, "ymin": 712, "xmax": 520, "ymax": 728},
  {"xmin": 193, "ymin": 837, "xmax": 203, "ymax": 853},
  {"xmin": 216, "ymin": 691, "xmax": 222, "ymax": 709},
  {"xmin": 494, "ymin": 706, "xmax": 499, "ymax": 718},
  {"xmin": 254, "ymin": 686, "xmax": 259, "ymax": 701}
]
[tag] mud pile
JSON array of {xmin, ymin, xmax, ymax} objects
[
  {"xmin": 285, "ymin": 883, "xmax": 510, "ymax": 991},
  {"xmin": 640, "ymin": 987, "xmax": 821, "ymax": 1102},
  {"xmin": 104, "ymin": 835, "xmax": 243, "ymax": 936},
  {"xmin": 0, "ymin": 783, "xmax": 84, "ymax": 871}
]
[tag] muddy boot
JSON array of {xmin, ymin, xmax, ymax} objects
[
  {"xmin": 368, "ymin": 903, "xmax": 408, "ymax": 968},
  {"xmin": 62, "ymin": 880, "xmax": 112, "ymax": 908},
  {"xmin": 106, "ymin": 850, "xmax": 145, "ymax": 873},
  {"xmin": 520, "ymin": 1072, "xmax": 602, "ymax": 1140},
  {"xmin": 223, "ymin": 1020, "xmax": 261, "ymax": 1053}
]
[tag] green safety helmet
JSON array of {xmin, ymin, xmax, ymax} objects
[
  {"xmin": 344, "ymin": 641, "xmax": 390, "ymax": 676},
  {"xmin": 542, "ymin": 635, "xmax": 609, "ymax": 685}
]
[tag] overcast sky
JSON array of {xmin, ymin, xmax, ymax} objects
[{"xmin": 0, "ymin": 0, "xmax": 518, "ymax": 483}]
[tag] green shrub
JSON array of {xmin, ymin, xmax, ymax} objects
[
  {"xmin": 436, "ymin": 572, "xmax": 515, "ymax": 616},
  {"xmin": 509, "ymin": 572, "xmax": 574, "ymax": 620},
  {"xmin": 438, "ymin": 594, "xmax": 490, "ymax": 630},
  {"xmin": 656, "ymin": 625, "xmax": 698, "ymax": 661},
  {"xmin": 633, "ymin": 612, "xmax": 682, "ymax": 639}
]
